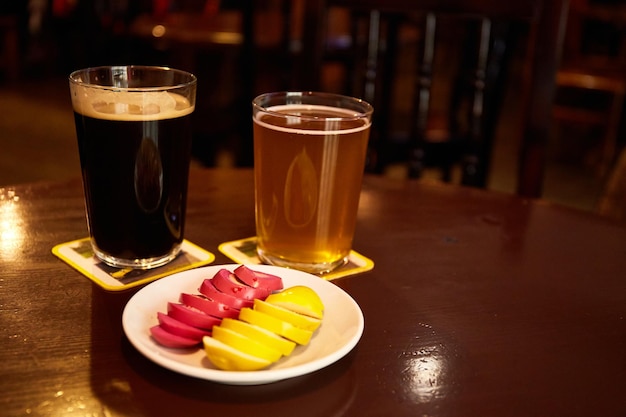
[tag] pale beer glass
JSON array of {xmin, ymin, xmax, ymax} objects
[
  {"xmin": 69, "ymin": 66, "xmax": 196, "ymax": 269},
  {"xmin": 252, "ymin": 92, "xmax": 373, "ymax": 274}
]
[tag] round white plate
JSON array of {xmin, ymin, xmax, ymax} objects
[{"xmin": 122, "ymin": 264, "xmax": 364, "ymax": 385}]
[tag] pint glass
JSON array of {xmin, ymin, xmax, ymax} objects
[
  {"xmin": 252, "ymin": 92, "xmax": 373, "ymax": 274},
  {"xmin": 69, "ymin": 66, "xmax": 196, "ymax": 269}
]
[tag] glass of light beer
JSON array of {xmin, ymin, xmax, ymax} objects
[
  {"xmin": 252, "ymin": 91, "xmax": 373, "ymax": 274},
  {"xmin": 69, "ymin": 66, "xmax": 196, "ymax": 269}
]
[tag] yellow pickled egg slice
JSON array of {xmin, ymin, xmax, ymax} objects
[
  {"xmin": 238, "ymin": 307, "xmax": 313, "ymax": 345},
  {"xmin": 202, "ymin": 336, "xmax": 272, "ymax": 371},
  {"xmin": 264, "ymin": 286, "xmax": 324, "ymax": 320},
  {"xmin": 220, "ymin": 318, "xmax": 296, "ymax": 356},
  {"xmin": 212, "ymin": 326, "xmax": 282, "ymax": 363},
  {"xmin": 253, "ymin": 299, "xmax": 322, "ymax": 332}
]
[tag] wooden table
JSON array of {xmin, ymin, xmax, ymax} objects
[{"xmin": 2, "ymin": 168, "xmax": 625, "ymax": 416}]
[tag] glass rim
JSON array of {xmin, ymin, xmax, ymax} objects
[
  {"xmin": 252, "ymin": 91, "xmax": 373, "ymax": 121},
  {"xmin": 68, "ymin": 65, "xmax": 197, "ymax": 92}
]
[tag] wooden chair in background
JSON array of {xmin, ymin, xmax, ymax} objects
[
  {"xmin": 286, "ymin": 0, "xmax": 568, "ymax": 198},
  {"xmin": 552, "ymin": 0, "xmax": 626, "ymax": 178}
]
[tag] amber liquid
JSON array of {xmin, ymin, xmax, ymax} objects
[{"xmin": 253, "ymin": 105, "xmax": 370, "ymax": 273}]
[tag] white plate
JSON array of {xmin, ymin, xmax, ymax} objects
[{"xmin": 122, "ymin": 264, "xmax": 364, "ymax": 385}]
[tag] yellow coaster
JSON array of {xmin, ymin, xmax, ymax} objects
[
  {"xmin": 218, "ymin": 237, "xmax": 374, "ymax": 281},
  {"xmin": 52, "ymin": 238, "xmax": 215, "ymax": 291}
]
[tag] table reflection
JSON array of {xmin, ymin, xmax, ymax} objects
[{"xmin": 0, "ymin": 187, "xmax": 24, "ymax": 260}]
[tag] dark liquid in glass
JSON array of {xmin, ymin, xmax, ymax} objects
[{"xmin": 74, "ymin": 112, "xmax": 193, "ymax": 260}]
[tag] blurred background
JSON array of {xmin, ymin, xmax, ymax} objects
[{"xmin": 1, "ymin": 0, "xmax": 625, "ymax": 217}]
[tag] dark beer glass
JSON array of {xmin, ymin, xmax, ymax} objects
[{"xmin": 69, "ymin": 66, "xmax": 197, "ymax": 269}]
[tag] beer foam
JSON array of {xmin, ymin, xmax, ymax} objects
[
  {"xmin": 253, "ymin": 104, "xmax": 370, "ymax": 135},
  {"xmin": 71, "ymin": 85, "xmax": 194, "ymax": 121}
]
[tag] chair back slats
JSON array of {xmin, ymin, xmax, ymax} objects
[
  {"xmin": 408, "ymin": 12, "xmax": 436, "ymax": 178},
  {"xmin": 331, "ymin": 0, "xmax": 541, "ymax": 20},
  {"xmin": 462, "ymin": 18, "xmax": 492, "ymax": 187},
  {"xmin": 364, "ymin": 10, "xmax": 381, "ymax": 105},
  {"xmin": 416, "ymin": 12, "xmax": 437, "ymax": 136},
  {"xmin": 517, "ymin": 0, "xmax": 569, "ymax": 197},
  {"xmin": 292, "ymin": 0, "xmax": 568, "ymax": 197},
  {"xmin": 472, "ymin": 18, "xmax": 492, "ymax": 136}
]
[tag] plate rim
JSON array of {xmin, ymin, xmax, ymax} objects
[{"xmin": 122, "ymin": 264, "xmax": 364, "ymax": 385}]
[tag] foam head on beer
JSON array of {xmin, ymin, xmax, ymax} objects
[{"xmin": 72, "ymin": 86, "xmax": 194, "ymax": 121}]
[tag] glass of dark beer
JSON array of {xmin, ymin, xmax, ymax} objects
[{"xmin": 69, "ymin": 66, "xmax": 197, "ymax": 269}]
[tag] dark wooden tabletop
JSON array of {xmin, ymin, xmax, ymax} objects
[{"xmin": 2, "ymin": 168, "xmax": 625, "ymax": 417}]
